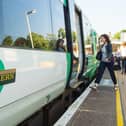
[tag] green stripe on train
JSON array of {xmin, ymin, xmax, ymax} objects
[
  {"xmin": 0, "ymin": 60, "xmax": 5, "ymax": 92},
  {"xmin": 64, "ymin": 0, "xmax": 67, "ymax": 6},
  {"xmin": 66, "ymin": 53, "xmax": 71, "ymax": 82}
]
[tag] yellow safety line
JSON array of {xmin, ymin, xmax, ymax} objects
[{"xmin": 116, "ymin": 89, "xmax": 124, "ymax": 126}]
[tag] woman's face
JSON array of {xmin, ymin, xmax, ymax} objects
[{"xmin": 100, "ymin": 36, "xmax": 106, "ymax": 44}]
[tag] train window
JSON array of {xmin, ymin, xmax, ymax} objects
[
  {"xmin": 83, "ymin": 19, "xmax": 94, "ymax": 55},
  {"xmin": 0, "ymin": 0, "xmax": 56, "ymax": 50},
  {"xmin": 50, "ymin": 0, "xmax": 66, "ymax": 52}
]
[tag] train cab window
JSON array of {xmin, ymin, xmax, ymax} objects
[
  {"xmin": 50, "ymin": 0, "xmax": 66, "ymax": 52},
  {"xmin": 0, "ymin": 0, "xmax": 55, "ymax": 50}
]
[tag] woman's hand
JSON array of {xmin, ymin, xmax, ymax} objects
[{"xmin": 105, "ymin": 58, "xmax": 109, "ymax": 62}]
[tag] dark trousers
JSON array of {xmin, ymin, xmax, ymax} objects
[
  {"xmin": 122, "ymin": 58, "xmax": 126, "ymax": 73},
  {"xmin": 95, "ymin": 61, "xmax": 117, "ymax": 85}
]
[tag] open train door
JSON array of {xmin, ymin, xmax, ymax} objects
[
  {"xmin": 64, "ymin": 0, "xmax": 85, "ymax": 88},
  {"xmin": 69, "ymin": 4, "xmax": 85, "ymax": 88},
  {"xmin": 74, "ymin": 5, "xmax": 85, "ymax": 80}
]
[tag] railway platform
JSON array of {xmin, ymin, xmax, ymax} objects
[{"xmin": 54, "ymin": 69, "xmax": 125, "ymax": 126}]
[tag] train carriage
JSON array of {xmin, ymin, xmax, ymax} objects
[{"xmin": 0, "ymin": 0, "xmax": 98, "ymax": 125}]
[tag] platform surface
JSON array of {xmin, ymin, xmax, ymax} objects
[
  {"xmin": 55, "ymin": 69, "xmax": 125, "ymax": 126},
  {"xmin": 67, "ymin": 86, "xmax": 116, "ymax": 126}
]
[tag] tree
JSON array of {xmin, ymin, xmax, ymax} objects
[
  {"xmin": 14, "ymin": 37, "xmax": 28, "ymax": 47},
  {"xmin": 113, "ymin": 32, "xmax": 120, "ymax": 40},
  {"xmin": 2, "ymin": 36, "xmax": 13, "ymax": 46},
  {"xmin": 27, "ymin": 32, "xmax": 50, "ymax": 50},
  {"xmin": 85, "ymin": 35, "xmax": 91, "ymax": 45},
  {"xmin": 58, "ymin": 28, "xmax": 66, "ymax": 39},
  {"xmin": 72, "ymin": 31, "xmax": 77, "ymax": 42},
  {"xmin": 27, "ymin": 32, "xmax": 44, "ymax": 49},
  {"xmin": 121, "ymin": 29, "xmax": 126, "ymax": 32},
  {"xmin": 46, "ymin": 34, "xmax": 57, "ymax": 50}
]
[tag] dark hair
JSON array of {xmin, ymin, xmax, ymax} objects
[
  {"xmin": 99, "ymin": 34, "xmax": 111, "ymax": 43},
  {"xmin": 55, "ymin": 39, "xmax": 64, "ymax": 50}
]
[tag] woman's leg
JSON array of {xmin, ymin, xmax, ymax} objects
[
  {"xmin": 122, "ymin": 59, "xmax": 124, "ymax": 73},
  {"xmin": 107, "ymin": 62, "xmax": 117, "ymax": 85},
  {"xmin": 95, "ymin": 61, "xmax": 106, "ymax": 84},
  {"xmin": 124, "ymin": 59, "xmax": 126, "ymax": 73}
]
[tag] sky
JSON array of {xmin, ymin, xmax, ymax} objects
[{"xmin": 75, "ymin": 0, "xmax": 126, "ymax": 35}]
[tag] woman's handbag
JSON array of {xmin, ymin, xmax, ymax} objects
[{"xmin": 96, "ymin": 50, "xmax": 102, "ymax": 60}]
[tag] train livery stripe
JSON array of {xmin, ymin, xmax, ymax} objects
[
  {"xmin": 116, "ymin": 89, "xmax": 124, "ymax": 126},
  {"xmin": 0, "ymin": 60, "xmax": 5, "ymax": 92},
  {"xmin": 64, "ymin": 0, "xmax": 67, "ymax": 6},
  {"xmin": 66, "ymin": 53, "xmax": 71, "ymax": 82},
  {"xmin": 60, "ymin": 0, "xmax": 67, "ymax": 6}
]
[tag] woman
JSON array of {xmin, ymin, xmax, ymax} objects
[{"xmin": 91, "ymin": 34, "xmax": 118, "ymax": 90}]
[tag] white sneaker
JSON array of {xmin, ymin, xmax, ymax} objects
[
  {"xmin": 114, "ymin": 84, "xmax": 119, "ymax": 91},
  {"xmin": 90, "ymin": 83, "xmax": 98, "ymax": 90}
]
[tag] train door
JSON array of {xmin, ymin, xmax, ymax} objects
[
  {"xmin": 63, "ymin": 0, "xmax": 85, "ymax": 88},
  {"xmin": 69, "ymin": 5, "xmax": 85, "ymax": 88},
  {"xmin": 74, "ymin": 6, "xmax": 85, "ymax": 80},
  {"xmin": 82, "ymin": 16, "xmax": 93, "ymax": 72},
  {"xmin": 82, "ymin": 15, "xmax": 98, "ymax": 81}
]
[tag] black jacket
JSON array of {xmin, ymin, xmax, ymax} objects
[
  {"xmin": 100, "ymin": 43, "xmax": 113, "ymax": 60},
  {"xmin": 106, "ymin": 43, "xmax": 113, "ymax": 59}
]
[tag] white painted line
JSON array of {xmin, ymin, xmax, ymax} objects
[{"xmin": 54, "ymin": 81, "xmax": 95, "ymax": 126}]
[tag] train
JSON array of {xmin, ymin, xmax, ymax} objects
[{"xmin": 0, "ymin": 0, "xmax": 98, "ymax": 126}]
